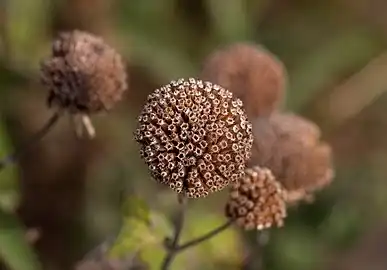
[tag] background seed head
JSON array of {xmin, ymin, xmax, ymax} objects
[
  {"xmin": 40, "ymin": 30, "xmax": 128, "ymax": 114},
  {"xmin": 225, "ymin": 166, "xmax": 287, "ymax": 230},
  {"xmin": 134, "ymin": 78, "xmax": 254, "ymax": 198},
  {"xmin": 250, "ymin": 112, "xmax": 334, "ymax": 197},
  {"xmin": 201, "ymin": 43, "xmax": 287, "ymax": 118}
]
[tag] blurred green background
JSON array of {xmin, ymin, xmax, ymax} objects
[{"xmin": 2, "ymin": 0, "xmax": 387, "ymax": 269}]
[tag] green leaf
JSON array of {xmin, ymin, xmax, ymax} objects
[
  {"xmin": 139, "ymin": 211, "xmax": 174, "ymax": 270},
  {"xmin": 0, "ymin": 209, "xmax": 41, "ymax": 270},
  {"xmin": 109, "ymin": 196, "xmax": 172, "ymax": 263},
  {"xmin": 121, "ymin": 196, "xmax": 151, "ymax": 224},
  {"xmin": 109, "ymin": 217, "xmax": 156, "ymax": 258}
]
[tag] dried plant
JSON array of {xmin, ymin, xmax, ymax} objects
[
  {"xmin": 134, "ymin": 78, "xmax": 253, "ymax": 198},
  {"xmin": 201, "ymin": 43, "xmax": 287, "ymax": 118},
  {"xmin": 250, "ymin": 112, "xmax": 334, "ymax": 203},
  {"xmin": 41, "ymin": 30, "xmax": 127, "ymax": 114},
  {"xmin": 0, "ymin": 35, "xmax": 336, "ymax": 270},
  {"xmin": 41, "ymin": 30, "xmax": 127, "ymax": 138},
  {"xmin": 225, "ymin": 166, "xmax": 287, "ymax": 230},
  {"xmin": 0, "ymin": 30, "xmax": 127, "ymax": 168}
]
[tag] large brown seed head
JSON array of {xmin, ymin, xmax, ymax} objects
[
  {"xmin": 135, "ymin": 78, "xmax": 254, "ymax": 198},
  {"xmin": 201, "ymin": 43, "xmax": 286, "ymax": 118},
  {"xmin": 40, "ymin": 30, "xmax": 127, "ymax": 113},
  {"xmin": 250, "ymin": 112, "xmax": 334, "ymax": 196},
  {"xmin": 225, "ymin": 166, "xmax": 287, "ymax": 230}
]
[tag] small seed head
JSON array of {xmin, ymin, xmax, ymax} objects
[{"xmin": 225, "ymin": 166, "xmax": 287, "ymax": 230}]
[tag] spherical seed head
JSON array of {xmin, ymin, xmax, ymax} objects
[
  {"xmin": 40, "ymin": 30, "xmax": 127, "ymax": 113},
  {"xmin": 134, "ymin": 78, "xmax": 254, "ymax": 198},
  {"xmin": 250, "ymin": 112, "xmax": 334, "ymax": 195},
  {"xmin": 225, "ymin": 166, "xmax": 287, "ymax": 230},
  {"xmin": 201, "ymin": 43, "xmax": 286, "ymax": 118}
]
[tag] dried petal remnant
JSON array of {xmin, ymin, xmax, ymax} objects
[
  {"xmin": 201, "ymin": 43, "xmax": 286, "ymax": 118},
  {"xmin": 135, "ymin": 78, "xmax": 254, "ymax": 198},
  {"xmin": 225, "ymin": 166, "xmax": 287, "ymax": 230},
  {"xmin": 41, "ymin": 30, "xmax": 127, "ymax": 113}
]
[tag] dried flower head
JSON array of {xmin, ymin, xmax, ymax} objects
[
  {"xmin": 41, "ymin": 30, "xmax": 127, "ymax": 114},
  {"xmin": 135, "ymin": 78, "xmax": 254, "ymax": 198},
  {"xmin": 250, "ymin": 113, "xmax": 334, "ymax": 198},
  {"xmin": 201, "ymin": 43, "xmax": 286, "ymax": 118},
  {"xmin": 225, "ymin": 166, "xmax": 287, "ymax": 230}
]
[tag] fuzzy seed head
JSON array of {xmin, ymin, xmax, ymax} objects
[
  {"xmin": 251, "ymin": 113, "xmax": 334, "ymax": 198},
  {"xmin": 135, "ymin": 78, "xmax": 254, "ymax": 198},
  {"xmin": 225, "ymin": 166, "xmax": 287, "ymax": 230},
  {"xmin": 201, "ymin": 43, "xmax": 286, "ymax": 118},
  {"xmin": 41, "ymin": 30, "xmax": 127, "ymax": 113}
]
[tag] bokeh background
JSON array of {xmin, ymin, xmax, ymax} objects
[{"xmin": 1, "ymin": 0, "xmax": 387, "ymax": 269}]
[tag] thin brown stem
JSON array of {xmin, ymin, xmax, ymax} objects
[
  {"xmin": 175, "ymin": 219, "xmax": 234, "ymax": 252},
  {"xmin": 0, "ymin": 110, "xmax": 62, "ymax": 171},
  {"xmin": 160, "ymin": 194, "xmax": 187, "ymax": 270}
]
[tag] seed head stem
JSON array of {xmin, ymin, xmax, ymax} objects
[
  {"xmin": 161, "ymin": 211, "xmax": 234, "ymax": 270},
  {"xmin": 175, "ymin": 219, "xmax": 234, "ymax": 252},
  {"xmin": 160, "ymin": 193, "xmax": 187, "ymax": 270},
  {"xmin": 0, "ymin": 110, "xmax": 62, "ymax": 171}
]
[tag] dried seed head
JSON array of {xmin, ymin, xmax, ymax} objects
[
  {"xmin": 135, "ymin": 78, "xmax": 254, "ymax": 198},
  {"xmin": 201, "ymin": 43, "xmax": 286, "ymax": 118},
  {"xmin": 250, "ymin": 113, "xmax": 334, "ymax": 199},
  {"xmin": 41, "ymin": 30, "xmax": 127, "ymax": 113},
  {"xmin": 225, "ymin": 166, "xmax": 287, "ymax": 230}
]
